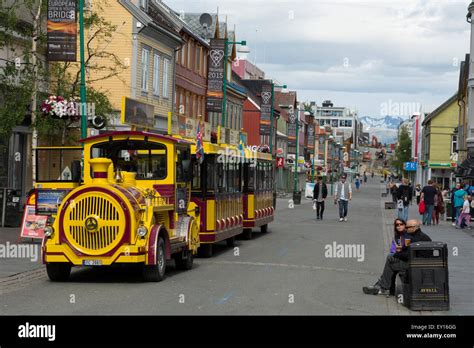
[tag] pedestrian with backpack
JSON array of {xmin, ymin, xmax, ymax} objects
[{"xmin": 396, "ymin": 178, "xmax": 412, "ymax": 222}]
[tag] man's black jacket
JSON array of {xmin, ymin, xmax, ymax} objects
[
  {"xmin": 393, "ymin": 229, "xmax": 432, "ymax": 262},
  {"xmin": 313, "ymin": 183, "xmax": 328, "ymax": 200}
]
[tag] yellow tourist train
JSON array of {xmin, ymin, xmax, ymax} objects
[{"xmin": 29, "ymin": 130, "xmax": 274, "ymax": 282}]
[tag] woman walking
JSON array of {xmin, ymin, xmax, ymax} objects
[
  {"xmin": 415, "ymin": 184, "xmax": 422, "ymax": 205},
  {"xmin": 432, "ymin": 185, "xmax": 444, "ymax": 225},
  {"xmin": 456, "ymin": 195, "xmax": 472, "ymax": 229}
]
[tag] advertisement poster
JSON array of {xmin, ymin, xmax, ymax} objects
[
  {"xmin": 206, "ymin": 38, "xmax": 226, "ymax": 113},
  {"xmin": 121, "ymin": 97, "xmax": 155, "ymax": 129},
  {"xmin": 20, "ymin": 205, "xmax": 47, "ymax": 239},
  {"xmin": 47, "ymin": 0, "xmax": 77, "ymax": 61},
  {"xmin": 287, "ymin": 110, "xmax": 297, "ymax": 153},
  {"xmin": 260, "ymin": 83, "xmax": 273, "ymax": 135},
  {"xmin": 36, "ymin": 189, "xmax": 69, "ymax": 215}
]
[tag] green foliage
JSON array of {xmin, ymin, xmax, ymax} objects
[
  {"xmin": 0, "ymin": 61, "xmax": 33, "ymax": 137},
  {"xmin": 391, "ymin": 125, "xmax": 412, "ymax": 174},
  {"xmin": 0, "ymin": 0, "xmax": 127, "ymax": 143}
]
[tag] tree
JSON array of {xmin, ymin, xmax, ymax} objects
[{"xmin": 392, "ymin": 126, "xmax": 412, "ymax": 175}]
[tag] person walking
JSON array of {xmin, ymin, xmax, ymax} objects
[
  {"xmin": 420, "ymin": 180, "xmax": 437, "ymax": 226},
  {"xmin": 313, "ymin": 177, "xmax": 328, "ymax": 220},
  {"xmin": 415, "ymin": 184, "xmax": 422, "ymax": 205},
  {"xmin": 390, "ymin": 182, "xmax": 398, "ymax": 204},
  {"xmin": 396, "ymin": 178, "xmax": 412, "ymax": 222},
  {"xmin": 456, "ymin": 195, "xmax": 472, "ymax": 229},
  {"xmin": 432, "ymin": 185, "xmax": 444, "ymax": 225},
  {"xmin": 334, "ymin": 174, "xmax": 352, "ymax": 222},
  {"xmin": 453, "ymin": 183, "xmax": 466, "ymax": 227},
  {"xmin": 363, "ymin": 172, "xmax": 368, "ymax": 184},
  {"xmin": 355, "ymin": 175, "xmax": 361, "ymax": 191}
]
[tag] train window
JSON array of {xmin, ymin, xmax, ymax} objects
[
  {"xmin": 207, "ymin": 156, "xmax": 216, "ymax": 190},
  {"xmin": 91, "ymin": 140, "xmax": 167, "ymax": 180},
  {"xmin": 217, "ymin": 162, "xmax": 226, "ymax": 193},
  {"xmin": 191, "ymin": 157, "xmax": 201, "ymax": 190},
  {"xmin": 176, "ymin": 148, "xmax": 191, "ymax": 182}
]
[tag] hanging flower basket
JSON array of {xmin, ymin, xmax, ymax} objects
[{"xmin": 41, "ymin": 95, "xmax": 80, "ymax": 122}]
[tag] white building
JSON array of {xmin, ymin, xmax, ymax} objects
[{"xmin": 314, "ymin": 100, "xmax": 360, "ymax": 147}]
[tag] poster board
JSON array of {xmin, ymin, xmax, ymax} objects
[{"xmin": 20, "ymin": 205, "xmax": 48, "ymax": 239}]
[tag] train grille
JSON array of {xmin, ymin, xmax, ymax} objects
[{"xmin": 63, "ymin": 194, "xmax": 125, "ymax": 255}]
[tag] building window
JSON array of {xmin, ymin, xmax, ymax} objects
[
  {"xmin": 187, "ymin": 40, "xmax": 193, "ymax": 69},
  {"xmin": 141, "ymin": 47, "xmax": 150, "ymax": 92},
  {"xmin": 181, "ymin": 42, "xmax": 186, "ymax": 66},
  {"xmin": 331, "ymin": 119, "xmax": 338, "ymax": 128},
  {"xmin": 195, "ymin": 46, "xmax": 201, "ymax": 73},
  {"xmin": 153, "ymin": 53, "xmax": 160, "ymax": 96},
  {"xmin": 452, "ymin": 135, "xmax": 458, "ymax": 154},
  {"xmin": 163, "ymin": 58, "xmax": 170, "ymax": 98},
  {"xmin": 203, "ymin": 53, "xmax": 207, "ymax": 77},
  {"xmin": 139, "ymin": 0, "xmax": 148, "ymax": 11}
]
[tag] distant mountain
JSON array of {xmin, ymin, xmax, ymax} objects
[{"xmin": 359, "ymin": 116, "xmax": 405, "ymax": 144}]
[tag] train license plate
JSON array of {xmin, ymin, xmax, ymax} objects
[{"xmin": 82, "ymin": 259, "xmax": 102, "ymax": 266}]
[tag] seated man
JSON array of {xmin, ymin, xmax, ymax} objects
[{"xmin": 363, "ymin": 219, "xmax": 432, "ymax": 296}]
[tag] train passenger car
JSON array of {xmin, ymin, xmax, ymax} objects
[
  {"xmin": 190, "ymin": 142, "xmax": 244, "ymax": 257},
  {"xmin": 38, "ymin": 131, "xmax": 200, "ymax": 282},
  {"xmin": 242, "ymin": 149, "xmax": 274, "ymax": 239}
]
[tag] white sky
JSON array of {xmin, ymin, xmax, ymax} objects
[{"xmin": 164, "ymin": 0, "xmax": 470, "ymax": 117}]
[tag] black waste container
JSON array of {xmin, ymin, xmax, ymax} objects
[
  {"xmin": 403, "ymin": 241, "xmax": 449, "ymax": 311},
  {"xmin": 293, "ymin": 191, "xmax": 301, "ymax": 205}
]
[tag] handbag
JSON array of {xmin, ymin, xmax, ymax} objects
[{"xmin": 419, "ymin": 200, "xmax": 426, "ymax": 215}]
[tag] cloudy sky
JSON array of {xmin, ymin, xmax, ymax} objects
[{"xmin": 165, "ymin": 0, "xmax": 470, "ymax": 117}]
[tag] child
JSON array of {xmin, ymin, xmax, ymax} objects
[{"xmin": 457, "ymin": 195, "xmax": 472, "ymax": 229}]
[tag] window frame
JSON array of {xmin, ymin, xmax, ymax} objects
[{"xmin": 141, "ymin": 47, "xmax": 150, "ymax": 92}]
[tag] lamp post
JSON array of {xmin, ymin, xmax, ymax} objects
[
  {"xmin": 221, "ymin": 39, "xmax": 247, "ymax": 132},
  {"xmin": 270, "ymin": 83, "xmax": 287, "ymax": 155},
  {"xmin": 329, "ymin": 135, "xmax": 334, "ymax": 195},
  {"xmin": 79, "ymin": 0, "xmax": 87, "ymax": 140},
  {"xmin": 293, "ymin": 106, "xmax": 300, "ymax": 197}
]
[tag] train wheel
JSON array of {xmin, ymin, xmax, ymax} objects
[
  {"xmin": 174, "ymin": 248, "xmax": 194, "ymax": 270},
  {"xmin": 46, "ymin": 263, "xmax": 71, "ymax": 281},
  {"xmin": 242, "ymin": 228, "xmax": 252, "ymax": 240},
  {"xmin": 226, "ymin": 236, "xmax": 236, "ymax": 247},
  {"xmin": 198, "ymin": 244, "xmax": 213, "ymax": 258},
  {"xmin": 260, "ymin": 224, "xmax": 268, "ymax": 233},
  {"xmin": 143, "ymin": 237, "xmax": 166, "ymax": 282}
]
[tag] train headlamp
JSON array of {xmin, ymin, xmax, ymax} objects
[
  {"xmin": 137, "ymin": 225, "xmax": 148, "ymax": 237},
  {"xmin": 44, "ymin": 225, "xmax": 54, "ymax": 237}
]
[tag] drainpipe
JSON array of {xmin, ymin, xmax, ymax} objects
[{"xmin": 466, "ymin": 2, "xmax": 474, "ymax": 157}]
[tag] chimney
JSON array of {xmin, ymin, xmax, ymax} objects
[{"xmin": 89, "ymin": 158, "xmax": 112, "ymax": 183}]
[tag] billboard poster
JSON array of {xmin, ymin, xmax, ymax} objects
[
  {"xmin": 36, "ymin": 189, "xmax": 69, "ymax": 215},
  {"xmin": 121, "ymin": 97, "xmax": 155, "ymax": 129},
  {"xmin": 287, "ymin": 109, "xmax": 297, "ymax": 153},
  {"xmin": 307, "ymin": 124, "xmax": 315, "ymax": 153},
  {"xmin": 20, "ymin": 205, "xmax": 48, "ymax": 239},
  {"xmin": 47, "ymin": 0, "xmax": 77, "ymax": 62},
  {"xmin": 260, "ymin": 83, "xmax": 273, "ymax": 135},
  {"xmin": 206, "ymin": 39, "xmax": 226, "ymax": 113}
]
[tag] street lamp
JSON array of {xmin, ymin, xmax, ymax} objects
[
  {"xmin": 221, "ymin": 40, "xmax": 248, "ymax": 132},
  {"xmin": 270, "ymin": 83, "xmax": 287, "ymax": 155},
  {"xmin": 79, "ymin": 0, "xmax": 87, "ymax": 140},
  {"xmin": 293, "ymin": 106, "xmax": 301, "ymax": 202}
]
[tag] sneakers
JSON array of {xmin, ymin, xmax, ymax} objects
[
  {"xmin": 344, "ymin": 217, "xmax": 348, "ymax": 222},
  {"xmin": 363, "ymin": 284, "xmax": 390, "ymax": 296},
  {"xmin": 316, "ymin": 216, "xmax": 320, "ymax": 220},
  {"xmin": 339, "ymin": 218, "xmax": 344, "ymax": 222},
  {"xmin": 452, "ymin": 223, "xmax": 456, "ymax": 227}
]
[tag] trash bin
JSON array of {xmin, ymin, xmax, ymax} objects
[
  {"xmin": 293, "ymin": 191, "xmax": 302, "ymax": 205},
  {"xmin": 403, "ymin": 242, "xmax": 449, "ymax": 311}
]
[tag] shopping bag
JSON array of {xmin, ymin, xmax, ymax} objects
[{"xmin": 418, "ymin": 200, "xmax": 426, "ymax": 215}]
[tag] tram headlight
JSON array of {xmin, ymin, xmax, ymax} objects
[
  {"xmin": 44, "ymin": 225, "xmax": 54, "ymax": 237},
  {"xmin": 137, "ymin": 225, "xmax": 148, "ymax": 238}
]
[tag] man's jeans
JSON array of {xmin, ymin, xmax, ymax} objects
[
  {"xmin": 423, "ymin": 204, "xmax": 434, "ymax": 225},
  {"xmin": 397, "ymin": 205, "xmax": 408, "ymax": 222},
  {"xmin": 316, "ymin": 201, "xmax": 325, "ymax": 218},
  {"xmin": 378, "ymin": 255, "xmax": 409, "ymax": 290},
  {"xmin": 338, "ymin": 199, "xmax": 348, "ymax": 218}
]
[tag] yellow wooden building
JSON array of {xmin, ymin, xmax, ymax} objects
[
  {"xmin": 84, "ymin": 0, "xmax": 183, "ymax": 132},
  {"xmin": 421, "ymin": 94, "xmax": 459, "ymax": 189}
]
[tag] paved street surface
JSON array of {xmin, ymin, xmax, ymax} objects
[{"xmin": 1, "ymin": 178, "xmax": 473, "ymax": 315}]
